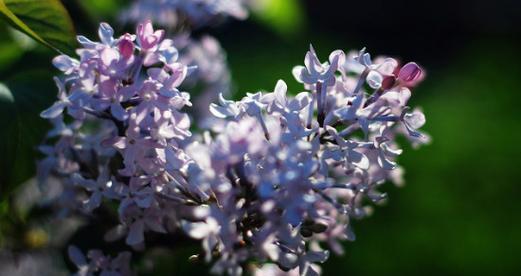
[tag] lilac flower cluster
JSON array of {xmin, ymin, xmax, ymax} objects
[
  {"xmin": 122, "ymin": 0, "xmax": 251, "ymax": 28},
  {"xmin": 122, "ymin": 0, "xmax": 238, "ymax": 125},
  {"xmin": 39, "ymin": 21, "xmax": 428, "ymax": 275},
  {"xmin": 38, "ymin": 21, "xmax": 195, "ymax": 248},
  {"xmin": 180, "ymin": 46, "xmax": 428, "ymax": 275}
]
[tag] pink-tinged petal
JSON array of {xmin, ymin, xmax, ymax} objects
[
  {"xmin": 143, "ymin": 52, "xmax": 160, "ymax": 66},
  {"xmin": 398, "ymin": 62, "xmax": 423, "ymax": 83},
  {"xmin": 153, "ymin": 30, "xmax": 165, "ymax": 43},
  {"xmin": 399, "ymin": 87, "xmax": 412, "ymax": 104},
  {"xmin": 377, "ymin": 58, "xmax": 398, "ymax": 76},
  {"xmin": 404, "ymin": 110, "xmax": 426, "ymax": 129},
  {"xmin": 137, "ymin": 20, "xmax": 164, "ymax": 50},
  {"xmin": 126, "ymin": 220, "xmax": 144, "ymax": 245},
  {"xmin": 166, "ymin": 63, "xmax": 188, "ymax": 87},
  {"xmin": 118, "ymin": 37, "xmax": 135, "ymax": 59},
  {"xmin": 158, "ymin": 124, "xmax": 176, "ymax": 138},
  {"xmin": 175, "ymin": 112, "xmax": 191, "ymax": 130},
  {"xmin": 137, "ymin": 20, "xmax": 153, "ymax": 39},
  {"xmin": 144, "ymin": 35, "xmax": 159, "ymax": 49}
]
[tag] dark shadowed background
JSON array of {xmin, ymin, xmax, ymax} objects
[{"xmin": 0, "ymin": 0, "xmax": 520, "ymax": 275}]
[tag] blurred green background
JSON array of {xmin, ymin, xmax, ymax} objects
[{"xmin": 1, "ymin": 0, "xmax": 520, "ymax": 275}]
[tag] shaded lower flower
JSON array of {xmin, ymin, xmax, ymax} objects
[{"xmin": 68, "ymin": 245, "xmax": 134, "ymax": 276}]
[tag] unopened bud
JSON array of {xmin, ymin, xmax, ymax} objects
[{"xmin": 398, "ymin": 62, "xmax": 422, "ymax": 84}]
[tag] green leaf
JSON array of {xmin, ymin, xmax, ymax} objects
[
  {"xmin": 0, "ymin": 0, "xmax": 76, "ymax": 55},
  {"xmin": 252, "ymin": 0, "xmax": 305, "ymax": 37},
  {"xmin": 0, "ymin": 71, "xmax": 55, "ymax": 200},
  {"xmin": 0, "ymin": 24, "xmax": 24, "ymax": 70},
  {"xmin": 81, "ymin": 0, "xmax": 127, "ymax": 20}
]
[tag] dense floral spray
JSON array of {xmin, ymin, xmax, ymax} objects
[{"xmin": 39, "ymin": 20, "xmax": 428, "ymax": 276}]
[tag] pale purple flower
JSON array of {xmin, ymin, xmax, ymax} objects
[
  {"xmin": 292, "ymin": 45, "xmax": 345, "ymax": 86},
  {"xmin": 181, "ymin": 46, "xmax": 428, "ymax": 275},
  {"xmin": 137, "ymin": 21, "xmax": 165, "ymax": 51},
  {"xmin": 209, "ymin": 93, "xmax": 242, "ymax": 119},
  {"xmin": 40, "ymin": 26, "xmax": 429, "ymax": 275},
  {"xmin": 39, "ymin": 21, "xmax": 195, "ymax": 250}
]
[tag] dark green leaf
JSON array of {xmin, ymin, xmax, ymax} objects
[
  {"xmin": 0, "ymin": 71, "xmax": 55, "ymax": 200},
  {"xmin": 0, "ymin": 0, "xmax": 76, "ymax": 55}
]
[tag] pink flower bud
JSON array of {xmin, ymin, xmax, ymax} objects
[
  {"xmin": 118, "ymin": 35, "xmax": 135, "ymax": 59},
  {"xmin": 398, "ymin": 62, "xmax": 423, "ymax": 83}
]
